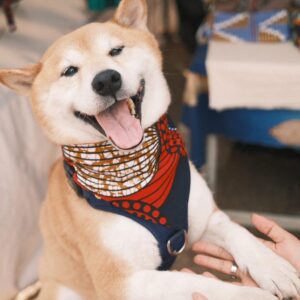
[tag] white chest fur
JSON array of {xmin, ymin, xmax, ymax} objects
[
  {"xmin": 99, "ymin": 162, "xmax": 215, "ymax": 272},
  {"xmin": 100, "ymin": 214, "xmax": 161, "ymax": 271}
]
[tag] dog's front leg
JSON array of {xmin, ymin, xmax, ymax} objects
[
  {"xmin": 126, "ymin": 270, "xmax": 276, "ymax": 300},
  {"xmin": 187, "ymin": 163, "xmax": 217, "ymax": 245},
  {"xmin": 202, "ymin": 210, "xmax": 300, "ymax": 299}
]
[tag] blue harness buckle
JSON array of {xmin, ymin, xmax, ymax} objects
[{"xmin": 167, "ymin": 230, "xmax": 187, "ymax": 256}]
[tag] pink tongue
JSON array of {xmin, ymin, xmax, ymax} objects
[{"xmin": 95, "ymin": 100, "xmax": 143, "ymax": 150}]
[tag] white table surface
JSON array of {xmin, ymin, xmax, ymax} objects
[{"xmin": 206, "ymin": 41, "xmax": 300, "ymax": 110}]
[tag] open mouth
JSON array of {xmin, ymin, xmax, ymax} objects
[{"xmin": 74, "ymin": 79, "xmax": 145, "ymax": 150}]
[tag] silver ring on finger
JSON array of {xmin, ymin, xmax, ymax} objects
[{"xmin": 230, "ymin": 263, "xmax": 239, "ymax": 280}]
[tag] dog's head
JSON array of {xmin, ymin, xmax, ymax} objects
[{"xmin": 0, "ymin": 0, "xmax": 171, "ymax": 149}]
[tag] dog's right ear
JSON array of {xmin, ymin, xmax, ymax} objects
[
  {"xmin": 113, "ymin": 0, "xmax": 148, "ymax": 30},
  {"xmin": 0, "ymin": 63, "xmax": 41, "ymax": 96}
]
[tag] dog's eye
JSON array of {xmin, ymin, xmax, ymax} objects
[
  {"xmin": 61, "ymin": 66, "xmax": 79, "ymax": 77},
  {"xmin": 109, "ymin": 46, "xmax": 125, "ymax": 57}
]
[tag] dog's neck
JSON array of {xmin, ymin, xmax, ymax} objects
[{"xmin": 62, "ymin": 119, "xmax": 161, "ymax": 199}]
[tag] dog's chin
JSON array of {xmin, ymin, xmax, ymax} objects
[{"xmin": 74, "ymin": 79, "xmax": 145, "ymax": 150}]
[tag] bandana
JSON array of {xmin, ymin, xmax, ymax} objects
[{"xmin": 62, "ymin": 115, "xmax": 190, "ymax": 269}]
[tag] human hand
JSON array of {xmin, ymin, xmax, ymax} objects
[
  {"xmin": 192, "ymin": 240, "xmax": 258, "ymax": 287},
  {"xmin": 191, "ymin": 214, "xmax": 300, "ymax": 288},
  {"xmin": 251, "ymin": 214, "xmax": 300, "ymax": 273}
]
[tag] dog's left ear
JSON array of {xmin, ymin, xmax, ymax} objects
[
  {"xmin": 0, "ymin": 63, "xmax": 41, "ymax": 96},
  {"xmin": 113, "ymin": 0, "xmax": 148, "ymax": 30}
]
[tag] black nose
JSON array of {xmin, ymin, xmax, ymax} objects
[{"xmin": 92, "ymin": 69, "xmax": 122, "ymax": 96}]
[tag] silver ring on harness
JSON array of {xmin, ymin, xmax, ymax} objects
[{"xmin": 167, "ymin": 230, "xmax": 187, "ymax": 256}]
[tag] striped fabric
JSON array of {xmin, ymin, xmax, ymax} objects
[
  {"xmin": 212, "ymin": 10, "xmax": 290, "ymax": 42},
  {"xmin": 211, "ymin": 0, "xmax": 290, "ymax": 12},
  {"xmin": 62, "ymin": 115, "xmax": 189, "ymax": 227}
]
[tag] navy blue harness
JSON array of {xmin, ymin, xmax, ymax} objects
[{"xmin": 63, "ymin": 116, "xmax": 190, "ymax": 270}]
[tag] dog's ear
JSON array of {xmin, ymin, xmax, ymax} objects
[
  {"xmin": 113, "ymin": 0, "xmax": 148, "ymax": 30},
  {"xmin": 0, "ymin": 63, "xmax": 41, "ymax": 96}
]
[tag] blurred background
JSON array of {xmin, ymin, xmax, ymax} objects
[{"xmin": 0, "ymin": 0, "xmax": 300, "ymax": 298}]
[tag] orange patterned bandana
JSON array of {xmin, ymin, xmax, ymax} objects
[
  {"xmin": 63, "ymin": 125, "xmax": 160, "ymax": 198},
  {"xmin": 62, "ymin": 115, "xmax": 189, "ymax": 228}
]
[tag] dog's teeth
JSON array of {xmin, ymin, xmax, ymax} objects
[{"xmin": 128, "ymin": 99, "xmax": 136, "ymax": 116}]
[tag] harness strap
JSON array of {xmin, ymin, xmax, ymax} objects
[{"xmin": 64, "ymin": 161, "xmax": 187, "ymax": 270}]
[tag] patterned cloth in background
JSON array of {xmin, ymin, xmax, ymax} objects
[
  {"xmin": 197, "ymin": 0, "xmax": 291, "ymax": 43},
  {"xmin": 210, "ymin": 0, "xmax": 290, "ymax": 12},
  {"xmin": 212, "ymin": 10, "xmax": 290, "ymax": 42}
]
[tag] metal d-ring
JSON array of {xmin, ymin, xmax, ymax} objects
[{"xmin": 167, "ymin": 230, "xmax": 187, "ymax": 256}]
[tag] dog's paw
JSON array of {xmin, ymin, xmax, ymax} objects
[
  {"xmin": 207, "ymin": 285, "xmax": 277, "ymax": 300},
  {"xmin": 243, "ymin": 244, "xmax": 300, "ymax": 299},
  {"xmin": 234, "ymin": 287, "xmax": 277, "ymax": 300},
  {"xmin": 202, "ymin": 281, "xmax": 277, "ymax": 300}
]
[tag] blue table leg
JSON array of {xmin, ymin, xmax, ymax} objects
[{"xmin": 182, "ymin": 93, "xmax": 209, "ymax": 169}]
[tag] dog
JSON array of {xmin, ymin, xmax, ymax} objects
[{"xmin": 0, "ymin": 0, "xmax": 299, "ymax": 299}]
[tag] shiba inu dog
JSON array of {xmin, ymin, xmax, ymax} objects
[{"xmin": 1, "ymin": 0, "xmax": 300, "ymax": 299}]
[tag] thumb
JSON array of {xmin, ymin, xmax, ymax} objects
[{"xmin": 252, "ymin": 214, "xmax": 289, "ymax": 243}]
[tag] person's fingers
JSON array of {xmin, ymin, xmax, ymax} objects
[
  {"xmin": 192, "ymin": 292, "xmax": 207, "ymax": 300},
  {"xmin": 252, "ymin": 214, "xmax": 291, "ymax": 243},
  {"xmin": 196, "ymin": 255, "xmax": 259, "ymax": 288},
  {"xmin": 202, "ymin": 271, "xmax": 218, "ymax": 279},
  {"xmin": 194, "ymin": 254, "xmax": 241, "ymax": 277},
  {"xmin": 192, "ymin": 241, "xmax": 233, "ymax": 261},
  {"xmin": 202, "ymin": 271, "xmax": 255, "ymax": 287}
]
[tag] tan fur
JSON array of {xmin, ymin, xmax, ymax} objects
[
  {"xmin": 40, "ymin": 22, "xmax": 161, "ymax": 65},
  {"xmin": 113, "ymin": 0, "xmax": 148, "ymax": 30},
  {"xmin": 0, "ymin": 64, "xmax": 41, "ymax": 96},
  {"xmin": 0, "ymin": 1, "xmax": 159, "ymax": 299},
  {"xmin": 28, "ymin": 21, "xmax": 162, "ymax": 146},
  {"xmin": 0, "ymin": 14, "xmax": 162, "ymax": 146},
  {"xmin": 15, "ymin": 282, "xmax": 42, "ymax": 300},
  {"xmin": 38, "ymin": 160, "xmax": 128, "ymax": 300}
]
